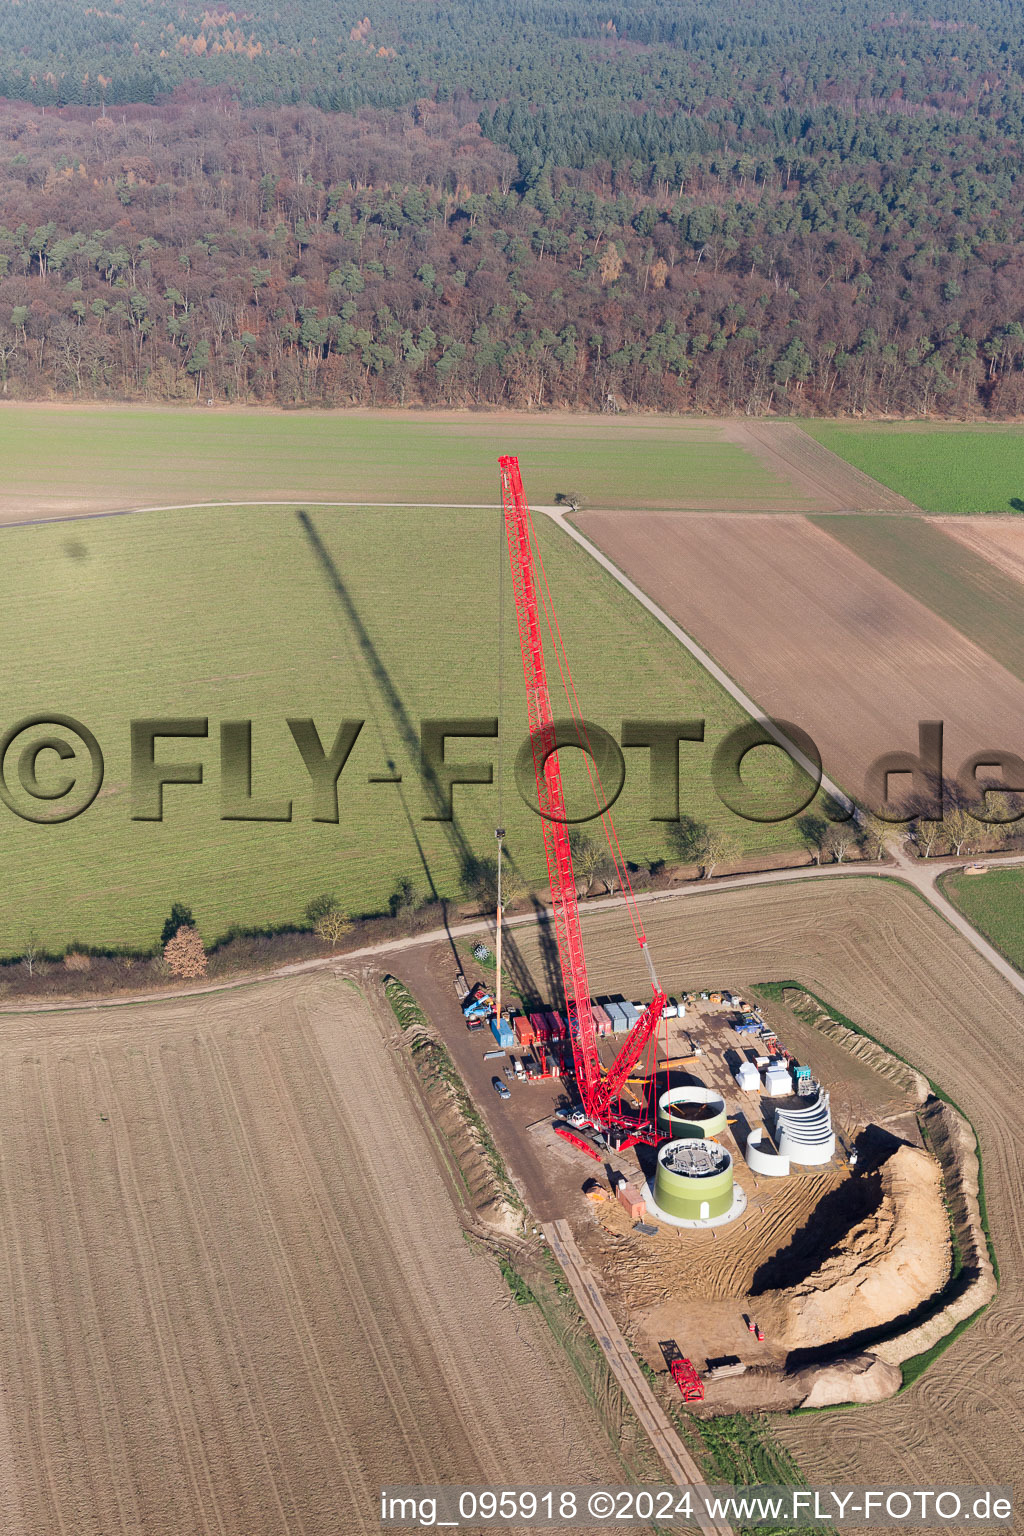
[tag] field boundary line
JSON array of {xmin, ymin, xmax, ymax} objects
[
  {"xmin": 552, "ymin": 506, "xmax": 853, "ymax": 811},
  {"xmin": 542, "ymin": 1220, "xmax": 734, "ymax": 1536},
  {"xmin": 0, "ymin": 499, "xmax": 513, "ymax": 530}
]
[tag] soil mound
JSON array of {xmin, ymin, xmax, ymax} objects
[
  {"xmin": 790, "ymin": 1352, "xmax": 902, "ymax": 1409},
  {"xmin": 782, "ymin": 1144, "xmax": 949, "ymax": 1351}
]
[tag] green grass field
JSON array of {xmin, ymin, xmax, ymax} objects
[
  {"xmin": 813, "ymin": 515, "xmax": 1024, "ymax": 682},
  {"xmin": 0, "ymin": 501, "xmax": 814, "ymax": 954},
  {"xmin": 804, "ymin": 423, "xmax": 1024, "ymax": 514},
  {"xmin": 0, "ymin": 407, "xmax": 799, "ymax": 517},
  {"xmin": 940, "ymin": 867, "xmax": 1024, "ymax": 973}
]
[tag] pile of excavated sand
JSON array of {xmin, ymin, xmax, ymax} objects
[
  {"xmin": 789, "ymin": 1352, "xmax": 902, "ymax": 1409},
  {"xmin": 782, "ymin": 1144, "xmax": 949, "ymax": 1351}
]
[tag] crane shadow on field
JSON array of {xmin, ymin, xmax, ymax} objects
[{"xmin": 297, "ymin": 507, "xmax": 476, "ymax": 962}]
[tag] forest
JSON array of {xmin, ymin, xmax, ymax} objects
[{"xmin": 0, "ymin": 0, "xmax": 1023, "ymax": 412}]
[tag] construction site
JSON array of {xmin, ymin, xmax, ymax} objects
[{"xmin": 400, "ymin": 455, "xmax": 988, "ymax": 1419}]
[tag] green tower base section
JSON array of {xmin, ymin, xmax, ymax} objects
[
  {"xmin": 656, "ymin": 1085, "xmax": 727, "ymax": 1141},
  {"xmin": 653, "ymin": 1137, "xmax": 734, "ymax": 1222}
]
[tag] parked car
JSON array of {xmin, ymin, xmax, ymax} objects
[{"xmin": 492, "ymin": 1076, "xmax": 511, "ymax": 1099}]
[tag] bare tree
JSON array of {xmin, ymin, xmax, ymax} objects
[
  {"xmin": 824, "ymin": 824, "xmax": 856, "ymax": 864},
  {"xmin": 568, "ymin": 831, "xmax": 605, "ymax": 897},
  {"xmin": 700, "ymin": 828, "xmax": 739, "ymax": 878},
  {"xmin": 797, "ymin": 813, "xmax": 828, "ymax": 865},
  {"xmin": 21, "ymin": 934, "xmax": 39, "ymax": 978},
  {"xmin": 943, "ymin": 806, "xmax": 976, "ymax": 858},
  {"xmin": 912, "ymin": 820, "xmax": 943, "ymax": 859},
  {"xmin": 859, "ymin": 813, "xmax": 891, "ymax": 861},
  {"xmin": 498, "ymin": 872, "xmax": 527, "ymax": 913},
  {"xmin": 314, "ymin": 907, "xmax": 353, "ymax": 949}
]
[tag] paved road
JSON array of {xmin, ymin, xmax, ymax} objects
[
  {"xmin": 7, "ymin": 849, "xmax": 1022, "ymax": 1016},
  {"xmin": 543, "ymin": 1220, "xmax": 735, "ymax": 1536}
]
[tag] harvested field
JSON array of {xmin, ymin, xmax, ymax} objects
[
  {"xmin": 726, "ymin": 422, "xmax": 922, "ymax": 514},
  {"xmin": 0, "ymin": 970, "xmax": 621, "ymax": 1536},
  {"xmin": 575, "ymin": 510, "xmax": 1024, "ymax": 801},
  {"xmin": 818, "ymin": 515, "xmax": 1024, "ymax": 686},
  {"xmin": 941, "ymin": 514, "xmax": 1024, "ymax": 587},
  {"xmin": 510, "ymin": 878, "xmax": 1024, "ymax": 1510},
  {"xmin": 0, "ymin": 406, "xmax": 801, "ymax": 520}
]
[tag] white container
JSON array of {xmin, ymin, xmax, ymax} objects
[{"xmin": 764, "ymin": 1064, "xmax": 791, "ymax": 1097}]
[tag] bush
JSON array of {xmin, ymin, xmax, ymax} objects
[{"xmin": 163, "ymin": 925, "xmax": 208, "ymax": 979}]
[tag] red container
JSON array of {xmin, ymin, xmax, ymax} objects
[
  {"xmin": 515, "ymin": 1014, "xmax": 537, "ymax": 1046},
  {"xmin": 527, "ymin": 1011, "xmax": 547, "ymax": 1043},
  {"xmin": 590, "ymin": 1003, "xmax": 612, "ymax": 1036}
]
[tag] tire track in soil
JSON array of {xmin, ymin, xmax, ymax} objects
[
  {"xmin": 18, "ymin": 1055, "xmax": 118, "ymax": 1535},
  {"xmin": 0, "ymin": 976, "xmax": 625, "ymax": 1534},
  {"xmin": 730, "ymin": 422, "xmax": 923, "ymax": 514},
  {"xmin": 198, "ymin": 1027, "xmax": 383, "ymax": 1516},
  {"xmin": 145, "ymin": 1033, "xmax": 309, "ymax": 1531},
  {"xmin": 92, "ymin": 1043, "xmax": 234, "ymax": 1536},
  {"xmin": 301, "ymin": 994, "xmax": 569, "ymax": 1485},
  {"xmin": 105, "ymin": 1039, "xmax": 265, "ymax": 1532},
  {"xmin": 118, "ymin": 1034, "xmax": 298, "ymax": 1532},
  {"xmin": 39, "ymin": 1047, "xmax": 144, "ymax": 1535},
  {"xmin": 246, "ymin": 1015, "xmax": 459, "ymax": 1486},
  {"xmin": 0, "ymin": 1055, "xmax": 64, "ymax": 1536}
]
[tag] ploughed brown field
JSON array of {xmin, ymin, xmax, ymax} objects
[
  {"xmin": 511, "ymin": 879, "xmax": 1024, "ymax": 1521},
  {"xmin": 576, "ymin": 510, "xmax": 1024, "ymax": 802},
  {"xmin": 0, "ymin": 971, "xmax": 619, "ymax": 1536},
  {"xmin": 940, "ymin": 514, "xmax": 1024, "ymax": 586}
]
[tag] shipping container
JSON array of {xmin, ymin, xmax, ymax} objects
[
  {"xmin": 590, "ymin": 1003, "xmax": 613, "ymax": 1036},
  {"xmin": 515, "ymin": 1014, "xmax": 538, "ymax": 1046},
  {"xmin": 602, "ymin": 999, "xmax": 627, "ymax": 1030}
]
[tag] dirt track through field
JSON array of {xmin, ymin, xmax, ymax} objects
[
  {"xmin": 576, "ymin": 510, "xmax": 1024, "ymax": 800},
  {"xmin": 512, "ymin": 879, "xmax": 1024, "ymax": 1528},
  {"xmin": 0, "ymin": 973, "xmax": 620, "ymax": 1536}
]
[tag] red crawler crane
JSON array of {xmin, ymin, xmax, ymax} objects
[{"xmin": 499, "ymin": 455, "xmax": 666, "ymax": 1148}]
